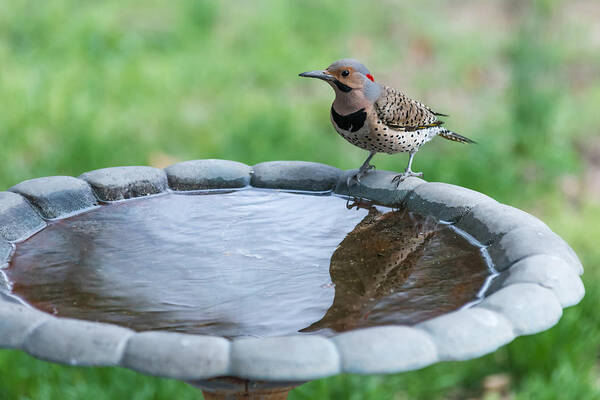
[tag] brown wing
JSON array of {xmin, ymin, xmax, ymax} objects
[{"xmin": 374, "ymin": 85, "xmax": 444, "ymax": 132}]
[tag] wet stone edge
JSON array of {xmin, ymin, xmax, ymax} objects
[
  {"xmin": 484, "ymin": 254, "xmax": 584, "ymax": 308},
  {"xmin": 165, "ymin": 159, "xmax": 252, "ymax": 191},
  {"xmin": 79, "ymin": 166, "xmax": 169, "ymax": 201},
  {"xmin": 475, "ymin": 283, "xmax": 563, "ymax": 336},
  {"xmin": 251, "ymin": 161, "xmax": 341, "ymax": 192},
  {"xmin": 403, "ymin": 182, "xmax": 497, "ymax": 223},
  {"xmin": 0, "ymin": 239, "xmax": 12, "ymax": 266},
  {"xmin": 9, "ymin": 176, "xmax": 99, "ymax": 220},
  {"xmin": 454, "ymin": 201, "xmax": 549, "ymax": 246},
  {"xmin": 334, "ymin": 170, "xmax": 425, "ymax": 207},
  {"xmin": 487, "ymin": 227, "xmax": 583, "ymax": 275},
  {"xmin": 0, "ymin": 191, "xmax": 46, "ymax": 242}
]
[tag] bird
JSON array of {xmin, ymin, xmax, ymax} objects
[{"xmin": 299, "ymin": 58, "xmax": 475, "ymax": 185}]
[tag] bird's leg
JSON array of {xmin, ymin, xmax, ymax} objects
[
  {"xmin": 358, "ymin": 151, "xmax": 377, "ymax": 174},
  {"xmin": 348, "ymin": 151, "xmax": 377, "ymax": 187},
  {"xmin": 392, "ymin": 152, "xmax": 423, "ymax": 186}
]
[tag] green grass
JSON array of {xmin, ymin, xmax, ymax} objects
[{"xmin": 1, "ymin": 0, "xmax": 599, "ymax": 398}]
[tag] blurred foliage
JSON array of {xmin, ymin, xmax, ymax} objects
[{"xmin": 0, "ymin": 0, "xmax": 599, "ymax": 399}]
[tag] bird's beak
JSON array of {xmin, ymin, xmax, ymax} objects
[{"xmin": 299, "ymin": 70, "xmax": 334, "ymax": 81}]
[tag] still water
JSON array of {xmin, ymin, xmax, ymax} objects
[{"xmin": 6, "ymin": 190, "xmax": 491, "ymax": 338}]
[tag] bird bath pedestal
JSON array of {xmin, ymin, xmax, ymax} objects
[{"xmin": 0, "ymin": 160, "xmax": 584, "ymax": 399}]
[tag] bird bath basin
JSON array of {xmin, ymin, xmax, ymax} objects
[
  {"xmin": 0, "ymin": 160, "xmax": 584, "ymax": 399},
  {"xmin": 5, "ymin": 190, "xmax": 491, "ymax": 338}
]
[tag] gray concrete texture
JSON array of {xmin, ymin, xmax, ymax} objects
[
  {"xmin": 0, "ymin": 191, "xmax": 46, "ymax": 241},
  {"xmin": 9, "ymin": 176, "xmax": 98, "ymax": 219},
  {"xmin": 165, "ymin": 159, "xmax": 251, "ymax": 191},
  {"xmin": 251, "ymin": 161, "xmax": 341, "ymax": 192},
  {"xmin": 79, "ymin": 166, "xmax": 168, "ymax": 201}
]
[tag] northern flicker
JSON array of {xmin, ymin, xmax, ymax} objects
[{"xmin": 300, "ymin": 59, "xmax": 475, "ymax": 185}]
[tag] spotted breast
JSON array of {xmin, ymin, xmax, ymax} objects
[{"xmin": 330, "ymin": 102, "xmax": 442, "ymax": 155}]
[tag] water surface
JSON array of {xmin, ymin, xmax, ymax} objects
[{"xmin": 6, "ymin": 190, "xmax": 491, "ymax": 338}]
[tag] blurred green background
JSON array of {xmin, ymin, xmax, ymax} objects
[{"xmin": 1, "ymin": 0, "xmax": 599, "ymax": 398}]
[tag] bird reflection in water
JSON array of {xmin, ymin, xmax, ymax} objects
[{"xmin": 302, "ymin": 198, "xmax": 489, "ymax": 334}]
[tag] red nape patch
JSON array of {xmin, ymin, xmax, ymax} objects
[{"xmin": 366, "ymin": 74, "xmax": 374, "ymax": 82}]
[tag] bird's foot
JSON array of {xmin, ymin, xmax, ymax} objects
[
  {"xmin": 359, "ymin": 163, "xmax": 376, "ymax": 174},
  {"xmin": 347, "ymin": 174, "xmax": 359, "ymax": 187},
  {"xmin": 392, "ymin": 171, "xmax": 423, "ymax": 187},
  {"xmin": 347, "ymin": 164, "xmax": 376, "ymax": 187}
]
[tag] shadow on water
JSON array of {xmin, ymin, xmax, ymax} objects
[{"xmin": 5, "ymin": 190, "xmax": 490, "ymax": 338}]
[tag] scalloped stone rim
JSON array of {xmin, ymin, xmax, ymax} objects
[
  {"xmin": 9, "ymin": 176, "xmax": 99, "ymax": 220},
  {"xmin": 165, "ymin": 159, "xmax": 252, "ymax": 191},
  {"xmin": 0, "ymin": 160, "xmax": 584, "ymax": 382}
]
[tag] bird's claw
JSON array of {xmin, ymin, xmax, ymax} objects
[
  {"xmin": 392, "ymin": 171, "xmax": 423, "ymax": 187},
  {"xmin": 347, "ymin": 174, "xmax": 360, "ymax": 187},
  {"xmin": 347, "ymin": 164, "xmax": 376, "ymax": 187},
  {"xmin": 361, "ymin": 163, "xmax": 376, "ymax": 173}
]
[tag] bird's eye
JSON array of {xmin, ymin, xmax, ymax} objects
[{"xmin": 341, "ymin": 70, "xmax": 349, "ymax": 77}]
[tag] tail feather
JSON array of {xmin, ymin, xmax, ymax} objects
[{"xmin": 439, "ymin": 129, "xmax": 476, "ymax": 144}]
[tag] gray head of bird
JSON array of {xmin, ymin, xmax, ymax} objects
[{"xmin": 299, "ymin": 58, "xmax": 381, "ymax": 111}]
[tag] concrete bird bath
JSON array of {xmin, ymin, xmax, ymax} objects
[{"xmin": 0, "ymin": 160, "xmax": 584, "ymax": 399}]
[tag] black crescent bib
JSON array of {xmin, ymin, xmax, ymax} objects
[{"xmin": 331, "ymin": 107, "xmax": 367, "ymax": 133}]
